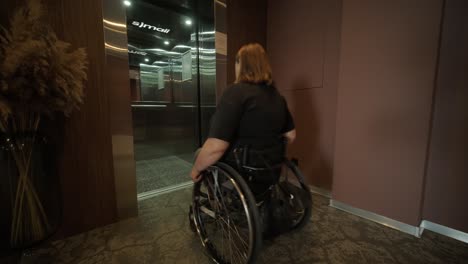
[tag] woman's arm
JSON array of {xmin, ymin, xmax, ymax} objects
[
  {"xmin": 190, "ymin": 138, "xmax": 230, "ymax": 182},
  {"xmin": 283, "ymin": 129, "xmax": 296, "ymax": 144},
  {"xmin": 191, "ymin": 85, "xmax": 242, "ymax": 182}
]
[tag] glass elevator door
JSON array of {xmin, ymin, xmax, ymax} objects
[{"xmin": 125, "ymin": 0, "xmax": 215, "ymax": 196}]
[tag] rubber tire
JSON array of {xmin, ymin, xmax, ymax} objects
[
  {"xmin": 192, "ymin": 162, "xmax": 263, "ymax": 264},
  {"xmin": 284, "ymin": 159, "xmax": 312, "ymax": 232}
]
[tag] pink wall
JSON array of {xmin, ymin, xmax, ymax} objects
[
  {"xmin": 332, "ymin": 0, "xmax": 443, "ymax": 226},
  {"xmin": 267, "ymin": 0, "xmax": 342, "ymax": 190},
  {"xmin": 422, "ymin": 0, "xmax": 468, "ymax": 233}
]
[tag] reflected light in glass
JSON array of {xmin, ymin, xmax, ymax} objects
[
  {"xmin": 123, "ymin": 0, "xmax": 131, "ymax": 7},
  {"xmin": 185, "ymin": 19, "xmax": 193, "ymax": 25},
  {"xmin": 104, "ymin": 26, "xmax": 127, "ymax": 34},
  {"xmin": 139, "ymin": 63, "xmax": 162, "ymax": 68},
  {"xmin": 105, "ymin": 42, "xmax": 127, "ymax": 52},
  {"xmin": 164, "ymin": 41, "xmax": 170, "ymax": 45},
  {"xmin": 174, "ymin": 45, "xmax": 192, "ymax": 49},
  {"xmin": 128, "ymin": 44, "xmax": 181, "ymax": 56},
  {"xmin": 103, "ymin": 19, "xmax": 127, "ymax": 28}
]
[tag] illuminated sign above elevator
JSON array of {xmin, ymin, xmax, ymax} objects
[{"xmin": 131, "ymin": 21, "xmax": 171, "ymax": 34}]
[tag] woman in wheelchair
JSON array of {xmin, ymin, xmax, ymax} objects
[{"xmin": 189, "ymin": 43, "xmax": 311, "ymax": 264}]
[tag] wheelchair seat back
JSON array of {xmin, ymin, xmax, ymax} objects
[{"xmin": 222, "ymin": 140, "xmax": 286, "ymax": 198}]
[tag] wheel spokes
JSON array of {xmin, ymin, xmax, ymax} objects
[{"xmin": 195, "ymin": 168, "xmax": 253, "ymax": 264}]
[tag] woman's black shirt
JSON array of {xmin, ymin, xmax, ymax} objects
[{"xmin": 208, "ymin": 82, "xmax": 295, "ymax": 149}]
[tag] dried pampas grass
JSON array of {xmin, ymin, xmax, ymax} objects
[
  {"xmin": 0, "ymin": 0, "xmax": 87, "ymax": 123},
  {"xmin": 0, "ymin": 0, "xmax": 88, "ymax": 247}
]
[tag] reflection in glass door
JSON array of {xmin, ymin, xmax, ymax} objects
[{"xmin": 125, "ymin": 0, "xmax": 215, "ymax": 197}]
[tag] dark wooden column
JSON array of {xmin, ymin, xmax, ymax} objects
[
  {"xmin": 45, "ymin": 0, "xmax": 119, "ymax": 237},
  {"xmin": 226, "ymin": 0, "xmax": 268, "ymax": 84}
]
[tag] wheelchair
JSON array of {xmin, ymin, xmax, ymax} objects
[{"xmin": 189, "ymin": 143, "xmax": 312, "ymax": 264}]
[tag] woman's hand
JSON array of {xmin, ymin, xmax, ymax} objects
[
  {"xmin": 190, "ymin": 168, "xmax": 203, "ymax": 182},
  {"xmin": 190, "ymin": 138, "xmax": 230, "ymax": 182}
]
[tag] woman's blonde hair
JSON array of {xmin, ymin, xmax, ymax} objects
[{"xmin": 235, "ymin": 43, "xmax": 273, "ymax": 85}]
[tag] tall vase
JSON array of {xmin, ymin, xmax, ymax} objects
[{"xmin": 0, "ymin": 133, "xmax": 60, "ymax": 249}]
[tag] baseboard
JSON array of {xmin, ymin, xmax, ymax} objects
[
  {"xmin": 329, "ymin": 199, "xmax": 421, "ymax": 237},
  {"xmin": 420, "ymin": 220, "xmax": 468, "ymax": 244},
  {"xmin": 308, "ymin": 185, "xmax": 331, "ymax": 198},
  {"xmin": 137, "ymin": 181, "xmax": 193, "ymax": 201}
]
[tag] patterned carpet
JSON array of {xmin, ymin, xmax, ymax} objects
[
  {"xmin": 136, "ymin": 156, "xmax": 192, "ymax": 194},
  {"xmin": 15, "ymin": 188, "xmax": 468, "ymax": 264},
  {"xmin": 133, "ymin": 141, "xmax": 194, "ymax": 163}
]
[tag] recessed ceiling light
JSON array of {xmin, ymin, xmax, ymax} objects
[
  {"xmin": 144, "ymin": 58, "xmax": 149, "ymax": 62},
  {"xmin": 123, "ymin": 0, "xmax": 131, "ymax": 7},
  {"xmin": 164, "ymin": 41, "xmax": 170, "ymax": 45},
  {"xmin": 185, "ymin": 19, "xmax": 192, "ymax": 25}
]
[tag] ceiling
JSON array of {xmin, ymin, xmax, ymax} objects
[{"xmin": 125, "ymin": 0, "xmax": 214, "ymax": 67}]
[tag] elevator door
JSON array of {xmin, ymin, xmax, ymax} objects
[{"xmin": 126, "ymin": 0, "xmax": 215, "ymax": 196}]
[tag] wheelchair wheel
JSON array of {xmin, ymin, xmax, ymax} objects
[
  {"xmin": 278, "ymin": 159, "xmax": 312, "ymax": 231},
  {"xmin": 192, "ymin": 162, "xmax": 262, "ymax": 264}
]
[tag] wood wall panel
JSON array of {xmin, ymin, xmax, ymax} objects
[
  {"xmin": 422, "ymin": 0, "xmax": 468, "ymax": 233},
  {"xmin": 267, "ymin": 0, "xmax": 327, "ymax": 90},
  {"xmin": 226, "ymin": 0, "xmax": 268, "ymax": 84},
  {"xmin": 282, "ymin": 89, "xmax": 337, "ymax": 189},
  {"xmin": 267, "ymin": 0, "xmax": 342, "ymax": 189},
  {"xmin": 47, "ymin": 0, "xmax": 118, "ymax": 237},
  {"xmin": 333, "ymin": 0, "xmax": 443, "ymax": 226}
]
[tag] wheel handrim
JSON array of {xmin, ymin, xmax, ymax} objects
[{"xmin": 193, "ymin": 167, "xmax": 254, "ymax": 264}]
